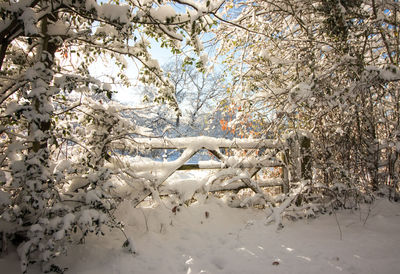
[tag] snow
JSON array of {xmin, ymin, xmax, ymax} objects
[
  {"xmin": 144, "ymin": 58, "xmax": 161, "ymax": 71},
  {"xmin": 54, "ymin": 160, "xmax": 71, "ymax": 173},
  {"xmin": 163, "ymin": 171, "xmax": 208, "ymax": 202},
  {"xmin": 47, "ymin": 20, "xmax": 69, "ymax": 36},
  {"xmin": 29, "ymin": 224, "xmax": 43, "ymax": 233},
  {"xmin": 1, "ymin": 198, "xmax": 400, "ymax": 274},
  {"xmin": 290, "ymin": 82, "xmax": 312, "ymax": 101},
  {"xmin": 0, "ymin": 190, "xmax": 10, "ymax": 205},
  {"xmin": 95, "ymin": 25, "xmax": 119, "ymax": 37},
  {"xmin": 130, "ymin": 136, "xmax": 282, "ymax": 150},
  {"xmin": 54, "ymin": 229, "xmax": 65, "ymax": 241},
  {"xmin": 77, "ymin": 209, "xmax": 107, "ymax": 229},
  {"xmin": 4, "ymin": 101, "xmax": 20, "ymax": 116},
  {"xmin": 62, "ymin": 213, "xmax": 75, "ymax": 230},
  {"xmin": 150, "ymin": 5, "xmax": 177, "ymax": 22},
  {"xmin": 19, "ymin": 8, "xmax": 38, "ymax": 36},
  {"xmin": 200, "ymin": 53, "xmax": 208, "ymax": 65},
  {"xmin": 378, "ymin": 65, "xmax": 400, "ymax": 81},
  {"xmin": 259, "ymin": 49, "xmax": 269, "ymax": 59},
  {"xmin": 48, "ymin": 216, "xmax": 62, "ymax": 231},
  {"xmin": 321, "ymin": 45, "xmax": 332, "ymax": 52},
  {"xmin": 87, "ymin": 2, "xmax": 131, "ymax": 24},
  {"xmin": 85, "ymin": 190, "xmax": 101, "ymax": 205},
  {"xmin": 122, "ymin": 237, "xmax": 136, "ymax": 254},
  {"xmin": 198, "ymin": 160, "xmax": 222, "ymax": 169}
]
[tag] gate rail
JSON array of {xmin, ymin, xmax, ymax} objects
[{"xmin": 116, "ymin": 135, "xmax": 311, "ymax": 206}]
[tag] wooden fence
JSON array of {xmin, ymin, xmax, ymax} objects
[{"xmin": 122, "ymin": 135, "xmax": 311, "ymax": 207}]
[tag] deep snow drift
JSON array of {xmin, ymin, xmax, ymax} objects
[{"xmin": 1, "ymin": 198, "xmax": 400, "ymax": 274}]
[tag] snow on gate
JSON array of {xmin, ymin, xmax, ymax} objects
[{"xmin": 114, "ymin": 135, "xmax": 311, "ymax": 207}]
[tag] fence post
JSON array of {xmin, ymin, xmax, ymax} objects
[
  {"xmin": 287, "ymin": 135, "xmax": 300, "ymax": 183},
  {"xmin": 286, "ymin": 133, "xmax": 312, "ymax": 183},
  {"xmin": 299, "ymin": 135, "xmax": 312, "ymax": 180},
  {"xmin": 281, "ymin": 149, "xmax": 290, "ymax": 194}
]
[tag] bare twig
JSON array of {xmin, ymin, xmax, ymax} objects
[
  {"xmin": 140, "ymin": 208, "xmax": 149, "ymax": 232},
  {"xmin": 331, "ymin": 203, "xmax": 343, "ymax": 240},
  {"xmin": 363, "ymin": 202, "xmax": 372, "ymax": 226}
]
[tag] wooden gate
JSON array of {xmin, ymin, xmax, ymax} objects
[{"xmin": 117, "ymin": 135, "xmax": 311, "ymax": 207}]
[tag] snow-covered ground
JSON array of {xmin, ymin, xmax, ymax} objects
[{"xmin": 1, "ymin": 198, "xmax": 400, "ymax": 274}]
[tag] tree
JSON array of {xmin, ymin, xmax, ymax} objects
[
  {"xmin": 213, "ymin": 0, "xmax": 400, "ymax": 200},
  {"xmin": 0, "ymin": 0, "xmax": 224, "ymax": 272},
  {"xmin": 132, "ymin": 57, "xmax": 226, "ymax": 139},
  {"xmin": 164, "ymin": 57, "xmax": 226, "ymax": 135}
]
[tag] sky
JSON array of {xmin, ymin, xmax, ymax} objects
[
  {"xmin": 87, "ymin": 39, "xmax": 175, "ymax": 106},
  {"xmin": 113, "ymin": 41, "xmax": 175, "ymax": 105}
]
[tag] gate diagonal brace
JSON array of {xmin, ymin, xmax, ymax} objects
[{"xmin": 207, "ymin": 149, "xmax": 276, "ymax": 206}]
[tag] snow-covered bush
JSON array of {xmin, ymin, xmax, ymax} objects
[
  {"xmin": 0, "ymin": 0, "xmax": 223, "ymax": 272},
  {"xmin": 213, "ymin": 0, "xmax": 400, "ymax": 199}
]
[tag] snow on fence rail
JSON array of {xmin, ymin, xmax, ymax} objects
[
  {"xmin": 116, "ymin": 135, "xmax": 311, "ymax": 207},
  {"xmin": 129, "ymin": 137, "xmax": 283, "ymax": 150}
]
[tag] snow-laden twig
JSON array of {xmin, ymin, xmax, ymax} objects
[{"xmin": 265, "ymin": 180, "xmax": 310, "ymax": 230}]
